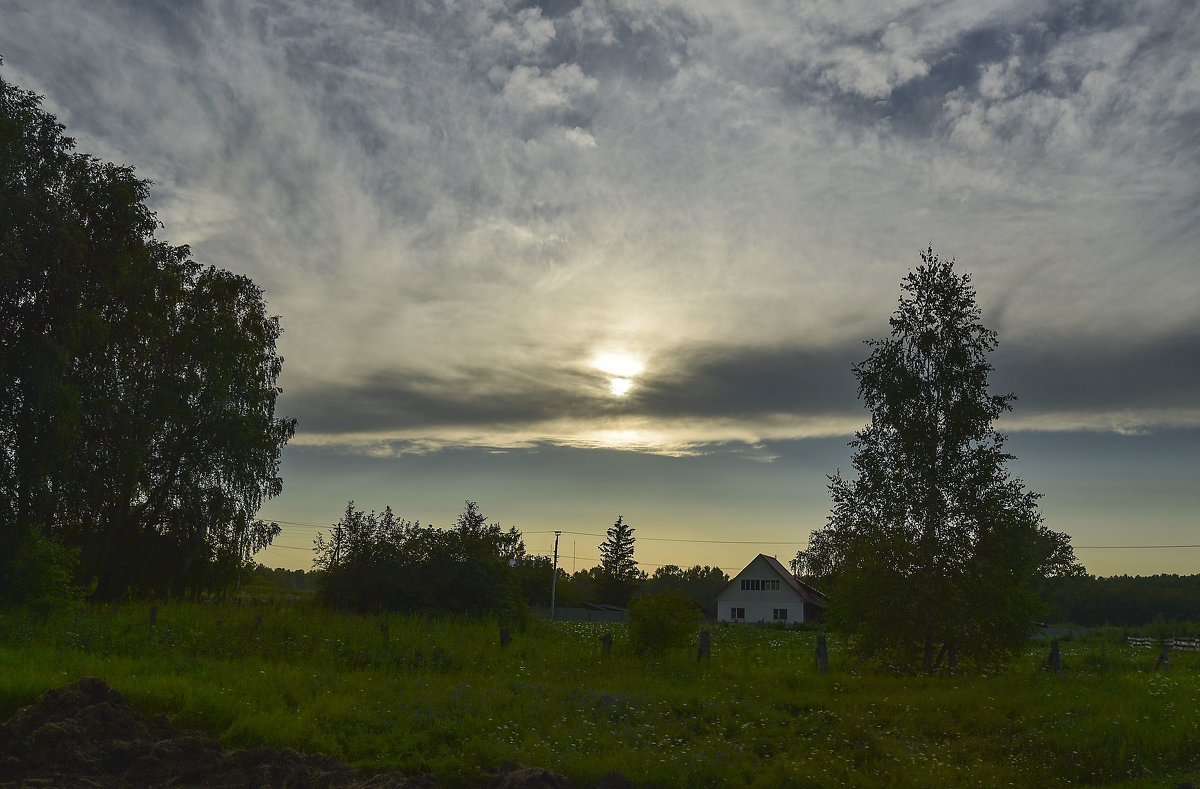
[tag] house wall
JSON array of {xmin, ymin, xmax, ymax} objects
[{"xmin": 715, "ymin": 555, "xmax": 809, "ymax": 624}]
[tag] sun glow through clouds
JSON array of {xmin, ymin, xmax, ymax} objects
[
  {"xmin": 591, "ymin": 351, "xmax": 644, "ymax": 397},
  {"xmin": 610, "ymin": 377, "xmax": 634, "ymax": 396}
]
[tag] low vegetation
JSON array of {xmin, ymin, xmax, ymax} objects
[{"xmin": 1, "ymin": 601, "xmax": 1197, "ymax": 787}]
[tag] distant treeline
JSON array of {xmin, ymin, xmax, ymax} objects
[
  {"xmin": 251, "ymin": 562, "xmax": 1200, "ymax": 628},
  {"xmin": 297, "ymin": 501, "xmax": 731, "ymax": 620},
  {"xmin": 249, "ymin": 565, "xmax": 321, "ymax": 593},
  {"xmin": 1038, "ymin": 574, "xmax": 1200, "ymax": 626},
  {"xmin": 249, "ymin": 560, "xmax": 728, "ymax": 616}
]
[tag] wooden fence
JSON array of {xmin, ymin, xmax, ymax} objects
[{"xmin": 1127, "ymin": 636, "xmax": 1200, "ymax": 652}]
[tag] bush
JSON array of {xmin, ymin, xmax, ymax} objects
[
  {"xmin": 627, "ymin": 590, "xmax": 699, "ymax": 655},
  {"xmin": 315, "ymin": 501, "xmax": 526, "ymax": 617},
  {"xmin": 4, "ymin": 531, "xmax": 81, "ymax": 610}
]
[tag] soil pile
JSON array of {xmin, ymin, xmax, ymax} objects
[{"xmin": 0, "ymin": 678, "xmax": 623, "ymax": 788}]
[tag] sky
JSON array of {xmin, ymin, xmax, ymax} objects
[{"xmin": 3, "ymin": 0, "xmax": 1197, "ymax": 577}]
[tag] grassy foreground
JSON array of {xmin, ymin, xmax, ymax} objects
[{"xmin": 0, "ymin": 602, "xmax": 1197, "ymax": 788}]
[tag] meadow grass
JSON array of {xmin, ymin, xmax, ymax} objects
[{"xmin": 0, "ymin": 602, "xmax": 1197, "ymax": 788}]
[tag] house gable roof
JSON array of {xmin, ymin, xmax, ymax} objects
[
  {"xmin": 717, "ymin": 553, "xmax": 829, "ymax": 608},
  {"xmin": 761, "ymin": 554, "xmax": 828, "ymax": 608}
]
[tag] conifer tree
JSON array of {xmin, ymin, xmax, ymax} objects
[{"xmin": 597, "ymin": 515, "xmax": 641, "ymax": 606}]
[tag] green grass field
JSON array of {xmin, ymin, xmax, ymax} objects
[{"xmin": 1, "ymin": 601, "xmax": 1196, "ymax": 787}]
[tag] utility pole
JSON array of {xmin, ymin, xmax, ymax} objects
[{"xmin": 551, "ymin": 531, "xmax": 561, "ymax": 621}]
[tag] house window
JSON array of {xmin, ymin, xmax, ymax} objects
[
  {"xmin": 773, "ymin": 608, "xmax": 788, "ymax": 620},
  {"xmin": 730, "ymin": 607, "xmax": 745, "ymax": 620},
  {"xmin": 740, "ymin": 579, "xmax": 781, "ymax": 591}
]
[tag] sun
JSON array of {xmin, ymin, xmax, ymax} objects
[
  {"xmin": 609, "ymin": 377, "xmax": 634, "ymax": 396},
  {"xmin": 591, "ymin": 351, "xmax": 644, "ymax": 396},
  {"xmin": 591, "ymin": 352, "xmax": 645, "ymax": 378}
]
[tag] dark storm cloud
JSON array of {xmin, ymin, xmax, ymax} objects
[
  {"xmin": 994, "ymin": 328, "xmax": 1200, "ymax": 415},
  {"xmin": 285, "ymin": 339, "xmax": 862, "ymax": 437},
  {"xmin": 632, "ymin": 343, "xmax": 860, "ymax": 420},
  {"xmin": 286, "ymin": 323, "xmax": 1200, "ymax": 441},
  {"xmin": 283, "ymin": 366, "xmax": 602, "ymax": 434}
]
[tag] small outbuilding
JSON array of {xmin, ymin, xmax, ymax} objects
[{"xmin": 715, "ymin": 554, "xmax": 827, "ymax": 624}]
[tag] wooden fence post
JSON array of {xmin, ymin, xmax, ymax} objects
[
  {"xmin": 148, "ymin": 605, "xmax": 157, "ymax": 628},
  {"xmin": 600, "ymin": 633, "xmax": 613, "ymax": 658},
  {"xmin": 1156, "ymin": 639, "xmax": 1170, "ymax": 672},
  {"xmin": 815, "ymin": 634, "xmax": 829, "ymax": 674},
  {"xmin": 1047, "ymin": 639, "xmax": 1062, "ymax": 674},
  {"xmin": 697, "ymin": 630, "xmax": 711, "ymax": 662},
  {"xmin": 948, "ymin": 646, "xmax": 957, "ymax": 675},
  {"xmin": 500, "ymin": 627, "xmax": 511, "ymax": 649}
]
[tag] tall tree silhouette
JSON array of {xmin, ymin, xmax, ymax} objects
[
  {"xmin": 800, "ymin": 247, "xmax": 1080, "ymax": 672},
  {"xmin": 0, "ymin": 65, "xmax": 295, "ymax": 601},
  {"xmin": 597, "ymin": 515, "xmax": 642, "ymax": 606}
]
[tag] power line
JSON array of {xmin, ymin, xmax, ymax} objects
[
  {"xmin": 258, "ymin": 544, "xmax": 747, "ymax": 573},
  {"xmin": 529, "ymin": 553, "xmax": 745, "ymax": 573},
  {"xmin": 265, "ymin": 522, "xmax": 807, "ymax": 547},
  {"xmin": 519, "ymin": 529, "xmax": 802, "ymax": 545},
  {"xmin": 261, "ymin": 520, "xmax": 1200, "ymax": 551},
  {"xmin": 262, "ymin": 518, "xmax": 329, "ymax": 529},
  {"xmin": 1074, "ymin": 544, "xmax": 1200, "ymax": 549}
]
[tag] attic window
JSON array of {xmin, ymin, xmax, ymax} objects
[{"xmin": 740, "ymin": 579, "xmax": 781, "ymax": 591}]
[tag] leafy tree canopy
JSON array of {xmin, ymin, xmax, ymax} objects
[
  {"xmin": 799, "ymin": 247, "xmax": 1082, "ymax": 672},
  {"xmin": 315, "ymin": 500, "xmax": 527, "ymax": 617},
  {"xmin": 640, "ymin": 564, "xmax": 729, "ymax": 618},
  {"xmin": 0, "ymin": 64, "xmax": 294, "ymax": 602}
]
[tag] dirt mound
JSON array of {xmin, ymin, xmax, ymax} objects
[{"xmin": 0, "ymin": 678, "xmax": 609, "ymax": 788}]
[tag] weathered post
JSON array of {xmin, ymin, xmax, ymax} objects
[
  {"xmin": 1156, "ymin": 639, "xmax": 1170, "ymax": 672},
  {"xmin": 697, "ymin": 630, "xmax": 711, "ymax": 662},
  {"xmin": 148, "ymin": 605, "xmax": 157, "ymax": 628},
  {"xmin": 600, "ymin": 632, "xmax": 613, "ymax": 658},
  {"xmin": 815, "ymin": 634, "xmax": 829, "ymax": 674},
  {"xmin": 1047, "ymin": 639, "xmax": 1062, "ymax": 674},
  {"xmin": 500, "ymin": 627, "xmax": 512, "ymax": 649},
  {"xmin": 948, "ymin": 646, "xmax": 958, "ymax": 675},
  {"xmin": 550, "ymin": 530, "xmax": 561, "ymax": 621}
]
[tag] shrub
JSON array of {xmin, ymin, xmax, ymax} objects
[
  {"xmin": 627, "ymin": 590, "xmax": 699, "ymax": 655},
  {"xmin": 4, "ymin": 531, "xmax": 80, "ymax": 610},
  {"xmin": 315, "ymin": 501, "xmax": 526, "ymax": 616}
]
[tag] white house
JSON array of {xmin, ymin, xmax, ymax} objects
[{"xmin": 715, "ymin": 554, "xmax": 827, "ymax": 624}]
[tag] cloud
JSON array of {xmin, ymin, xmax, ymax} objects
[
  {"xmin": 994, "ymin": 328, "xmax": 1200, "ymax": 414},
  {"xmin": 278, "ymin": 325, "xmax": 1200, "ymax": 455},
  {"xmin": 2, "ymin": 0, "xmax": 1197, "ymax": 457}
]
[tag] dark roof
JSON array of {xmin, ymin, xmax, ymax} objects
[
  {"xmin": 760, "ymin": 554, "xmax": 828, "ymax": 608},
  {"xmin": 581, "ymin": 602, "xmax": 628, "ymax": 612},
  {"xmin": 717, "ymin": 554, "xmax": 829, "ymax": 608}
]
